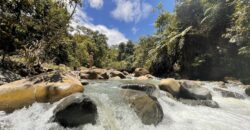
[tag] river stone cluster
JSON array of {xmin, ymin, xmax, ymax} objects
[
  {"xmin": 159, "ymin": 78, "xmax": 219, "ymax": 108},
  {"xmin": 0, "ymin": 71, "xmax": 84, "ymax": 112}
]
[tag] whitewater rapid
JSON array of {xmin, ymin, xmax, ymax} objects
[{"xmin": 0, "ymin": 80, "xmax": 250, "ymax": 130}]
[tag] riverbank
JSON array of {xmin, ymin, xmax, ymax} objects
[
  {"xmin": 0, "ymin": 65, "xmax": 250, "ymax": 129},
  {"xmin": 0, "ymin": 77, "xmax": 250, "ymax": 130}
]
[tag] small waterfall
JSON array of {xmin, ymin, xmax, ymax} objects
[{"xmin": 0, "ymin": 80, "xmax": 250, "ymax": 130}]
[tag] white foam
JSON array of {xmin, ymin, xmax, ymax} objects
[{"xmin": 0, "ymin": 81, "xmax": 250, "ymax": 130}]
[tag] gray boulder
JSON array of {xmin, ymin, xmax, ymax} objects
[
  {"xmin": 121, "ymin": 89, "xmax": 163, "ymax": 125},
  {"xmin": 245, "ymin": 87, "xmax": 250, "ymax": 96},
  {"xmin": 214, "ymin": 88, "xmax": 245, "ymax": 99},
  {"xmin": 51, "ymin": 93, "xmax": 97, "ymax": 128},
  {"xmin": 179, "ymin": 81, "xmax": 212, "ymax": 100}
]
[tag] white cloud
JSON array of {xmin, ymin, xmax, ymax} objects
[
  {"xmin": 88, "ymin": 0, "xmax": 103, "ymax": 9},
  {"xmin": 68, "ymin": 3, "xmax": 128, "ymax": 46},
  {"xmin": 111, "ymin": 0, "xmax": 153, "ymax": 23},
  {"xmin": 132, "ymin": 27, "xmax": 138, "ymax": 34}
]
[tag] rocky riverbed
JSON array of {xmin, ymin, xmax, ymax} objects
[{"xmin": 0, "ymin": 68, "xmax": 250, "ymax": 130}]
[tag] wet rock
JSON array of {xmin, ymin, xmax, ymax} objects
[
  {"xmin": 159, "ymin": 78, "xmax": 181, "ymax": 97},
  {"xmin": 179, "ymin": 81, "xmax": 212, "ymax": 100},
  {"xmin": 0, "ymin": 71, "xmax": 84, "ymax": 112},
  {"xmin": 80, "ymin": 80, "xmax": 89, "ymax": 85},
  {"xmin": 110, "ymin": 70, "xmax": 126, "ymax": 79},
  {"xmin": 165, "ymin": 91, "xmax": 174, "ymax": 99},
  {"xmin": 216, "ymin": 81, "xmax": 227, "ymax": 88},
  {"xmin": 134, "ymin": 68, "xmax": 149, "ymax": 77},
  {"xmin": 120, "ymin": 84, "xmax": 157, "ymax": 95},
  {"xmin": 214, "ymin": 88, "xmax": 245, "ymax": 99},
  {"xmin": 52, "ymin": 93, "xmax": 97, "ymax": 128},
  {"xmin": 121, "ymin": 89, "xmax": 163, "ymax": 125},
  {"xmin": 245, "ymin": 87, "xmax": 250, "ymax": 96},
  {"xmin": 178, "ymin": 80, "xmax": 202, "ymax": 88},
  {"xmin": 179, "ymin": 99, "xmax": 219, "ymax": 108}
]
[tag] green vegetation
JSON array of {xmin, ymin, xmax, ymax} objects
[
  {"xmin": 148, "ymin": 0, "xmax": 250, "ymax": 82},
  {"xmin": 1, "ymin": 0, "xmax": 250, "ymax": 82}
]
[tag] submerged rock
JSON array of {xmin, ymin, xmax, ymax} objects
[
  {"xmin": 121, "ymin": 89, "xmax": 163, "ymax": 125},
  {"xmin": 245, "ymin": 87, "xmax": 250, "ymax": 96},
  {"xmin": 120, "ymin": 83, "xmax": 157, "ymax": 95},
  {"xmin": 52, "ymin": 93, "xmax": 97, "ymax": 128},
  {"xmin": 179, "ymin": 99, "xmax": 219, "ymax": 108},
  {"xmin": 214, "ymin": 88, "xmax": 245, "ymax": 99},
  {"xmin": 159, "ymin": 78, "xmax": 181, "ymax": 97},
  {"xmin": 0, "ymin": 71, "xmax": 84, "ymax": 112},
  {"xmin": 179, "ymin": 81, "xmax": 212, "ymax": 100}
]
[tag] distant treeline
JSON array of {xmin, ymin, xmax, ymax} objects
[{"xmin": 1, "ymin": 0, "xmax": 250, "ymax": 83}]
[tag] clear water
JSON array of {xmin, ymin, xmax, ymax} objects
[{"xmin": 0, "ymin": 80, "xmax": 250, "ymax": 130}]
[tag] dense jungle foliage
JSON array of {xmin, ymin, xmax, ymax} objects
[{"xmin": 1, "ymin": 0, "xmax": 250, "ymax": 82}]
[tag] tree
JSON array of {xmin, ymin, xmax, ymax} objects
[
  {"xmin": 0, "ymin": 0, "xmax": 81, "ymax": 65},
  {"xmin": 117, "ymin": 42, "xmax": 126, "ymax": 61},
  {"xmin": 133, "ymin": 36, "xmax": 157, "ymax": 68},
  {"xmin": 125, "ymin": 40, "xmax": 134, "ymax": 56}
]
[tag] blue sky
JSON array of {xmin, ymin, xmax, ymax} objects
[{"xmin": 70, "ymin": 0, "xmax": 175, "ymax": 45}]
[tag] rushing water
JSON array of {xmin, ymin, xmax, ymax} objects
[{"xmin": 0, "ymin": 80, "xmax": 250, "ymax": 130}]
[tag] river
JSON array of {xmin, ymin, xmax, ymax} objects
[{"xmin": 0, "ymin": 80, "xmax": 250, "ymax": 130}]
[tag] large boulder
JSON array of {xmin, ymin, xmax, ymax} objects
[
  {"xmin": 179, "ymin": 81, "xmax": 212, "ymax": 100},
  {"xmin": 51, "ymin": 93, "xmax": 97, "ymax": 128},
  {"xmin": 0, "ymin": 71, "xmax": 84, "ymax": 112},
  {"xmin": 120, "ymin": 84, "xmax": 157, "ymax": 95},
  {"xmin": 134, "ymin": 68, "xmax": 149, "ymax": 77},
  {"xmin": 159, "ymin": 78, "xmax": 181, "ymax": 97},
  {"xmin": 121, "ymin": 89, "xmax": 163, "ymax": 125},
  {"xmin": 214, "ymin": 88, "xmax": 245, "ymax": 99},
  {"xmin": 179, "ymin": 99, "xmax": 219, "ymax": 108},
  {"xmin": 245, "ymin": 87, "xmax": 250, "ymax": 96}
]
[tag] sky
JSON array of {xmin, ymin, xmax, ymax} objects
[{"xmin": 70, "ymin": 0, "xmax": 175, "ymax": 45}]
